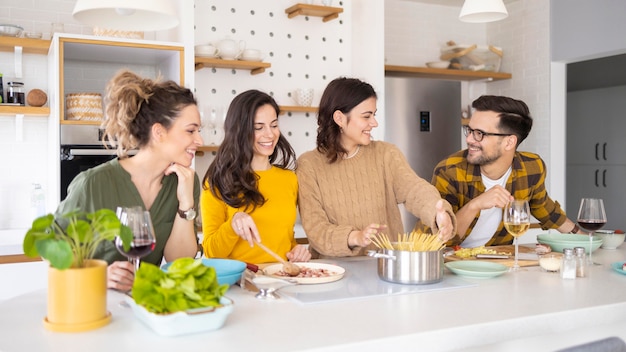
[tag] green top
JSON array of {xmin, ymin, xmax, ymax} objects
[{"xmin": 56, "ymin": 158, "xmax": 200, "ymax": 265}]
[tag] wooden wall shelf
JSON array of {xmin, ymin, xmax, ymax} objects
[
  {"xmin": 195, "ymin": 57, "xmax": 271, "ymax": 75},
  {"xmin": 0, "ymin": 105, "xmax": 50, "ymax": 116},
  {"xmin": 279, "ymin": 105, "xmax": 318, "ymax": 114},
  {"xmin": 0, "ymin": 37, "xmax": 50, "ymax": 55},
  {"xmin": 285, "ymin": 4, "xmax": 344, "ymax": 22},
  {"xmin": 385, "ymin": 65, "xmax": 512, "ymax": 81}
]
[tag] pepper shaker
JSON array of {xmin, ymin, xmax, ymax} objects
[
  {"xmin": 573, "ymin": 247, "xmax": 587, "ymax": 278},
  {"xmin": 561, "ymin": 248, "xmax": 576, "ymax": 280}
]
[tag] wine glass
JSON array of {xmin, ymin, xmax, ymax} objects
[
  {"xmin": 115, "ymin": 206, "xmax": 156, "ymax": 271},
  {"xmin": 576, "ymin": 198, "xmax": 607, "ymax": 266},
  {"xmin": 503, "ymin": 200, "xmax": 531, "ymax": 272}
]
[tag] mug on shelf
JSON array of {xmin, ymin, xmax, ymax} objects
[{"xmin": 293, "ymin": 89, "xmax": 314, "ymax": 107}]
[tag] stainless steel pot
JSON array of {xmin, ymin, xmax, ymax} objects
[{"xmin": 368, "ymin": 248, "xmax": 443, "ymax": 285}]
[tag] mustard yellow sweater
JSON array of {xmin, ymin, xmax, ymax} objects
[
  {"xmin": 296, "ymin": 141, "xmax": 454, "ymax": 258},
  {"xmin": 201, "ymin": 166, "xmax": 298, "ymax": 264}
]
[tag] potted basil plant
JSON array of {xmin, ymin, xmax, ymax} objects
[{"xmin": 23, "ymin": 208, "xmax": 133, "ymax": 332}]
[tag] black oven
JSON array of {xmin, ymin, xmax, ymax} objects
[
  {"xmin": 59, "ymin": 125, "xmax": 137, "ymax": 200},
  {"xmin": 60, "ymin": 145, "xmax": 117, "ymax": 201}
]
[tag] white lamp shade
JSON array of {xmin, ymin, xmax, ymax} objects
[
  {"xmin": 72, "ymin": 0, "xmax": 179, "ymax": 31},
  {"xmin": 459, "ymin": 0, "xmax": 508, "ymax": 23}
]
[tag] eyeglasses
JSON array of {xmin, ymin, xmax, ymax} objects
[{"xmin": 463, "ymin": 125, "xmax": 511, "ymax": 142}]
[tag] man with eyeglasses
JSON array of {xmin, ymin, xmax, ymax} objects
[{"xmin": 431, "ymin": 95, "xmax": 580, "ymax": 247}]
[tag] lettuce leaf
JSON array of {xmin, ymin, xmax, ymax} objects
[{"xmin": 131, "ymin": 258, "xmax": 229, "ymax": 314}]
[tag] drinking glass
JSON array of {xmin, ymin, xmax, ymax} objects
[
  {"xmin": 503, "ymin": 200, "xmax": 531, "ymax": 272},
  {"xmin": 115, "ymin": 206, "xmax": 156, "ymax": 271},
  {"xmin": 576, "ymin": 198, "xmax": 607, "ymax": 265}
]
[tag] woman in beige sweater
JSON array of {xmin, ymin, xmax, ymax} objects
[{"xmin": 296, "ymin": 77, "xmax": 457, "ymax": 258}]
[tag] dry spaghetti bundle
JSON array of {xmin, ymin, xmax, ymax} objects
[{"xmin": 371, "ymin": 231, "xmax": 445, "ymax": 252}]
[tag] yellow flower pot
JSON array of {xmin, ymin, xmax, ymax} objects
[{"xmin": 44, "ymin": 259, "xmax": 111, "ymax": 332}]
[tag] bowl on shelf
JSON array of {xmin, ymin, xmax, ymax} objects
[
  {"xmin": 536, "ymin": 233, "xmax": 602, "ymax": 253},
  {"xmin": 595, "ymin": 230, "xmax": 625, "ymax": 250},
  {"xmin": 0, "ymin": 24, "xmax": 24, "ymax": 37},
  {"xmin": 426, "ymin": 61, "xmax": 450, "ymax": 69},
  {"xmin": 161, "ymin": 258, "xmax": 246, "ymax": 286}
]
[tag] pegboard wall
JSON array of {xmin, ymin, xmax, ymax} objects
[{"xmin": 193, "ymin": 0, "xmax": 351, "ymax": 165}]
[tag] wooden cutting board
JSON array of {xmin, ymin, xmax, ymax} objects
[{"xmin": 444, "ymin": 245, "xmax": 539, "ymax": 267}]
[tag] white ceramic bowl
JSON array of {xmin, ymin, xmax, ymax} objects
[
  {"xmin": 126, "ymin": 296, "xmax": 233, "ymax": 336},
  {"xmin": 0, "ymin": 24, "xmax": 23, "ymax": 37},
  {"xmin": 426, "ymin": 61, "xmax": 450, "ymax": 69},
  {"xmin": 596, "ymin": 230, "xmax": 625, "ymax": 250},
  {"xmin": 195, "ymin": 44, "xmax": 217, "ymax": 57}
]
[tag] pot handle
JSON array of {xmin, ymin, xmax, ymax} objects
[{"xmin": 367, "ymin": 250, "xmax": 396, "ymax": 260}]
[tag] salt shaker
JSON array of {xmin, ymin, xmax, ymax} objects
[
  {"xmin": 561, "ymin": 248, "xmax": 576, "ymax": 279},
  {"xmin": 573, "ymin": 247, "xmax": 586, "ymax": 278}
]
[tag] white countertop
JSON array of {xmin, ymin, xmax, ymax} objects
[{"xmin": 1, "ymin": 246, "xmax": 625, "ymax": 351}]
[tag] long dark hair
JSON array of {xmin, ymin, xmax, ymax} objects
[
  {"xmin": 472, "ymin": 95, "xmax": 533, "ymax": 147},
  {"xmin": 202, "ymin": 90, "xmax": 296, "ymax": 211},
  {"xmin": 316, "ymin": 77, "xmax": 377, "ymax": 163}
]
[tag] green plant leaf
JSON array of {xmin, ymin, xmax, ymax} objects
[{"xmin": 36, "ymin": 239, "xmax": 73, "ymax": 269}]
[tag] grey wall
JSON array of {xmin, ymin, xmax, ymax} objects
[{"xmin": 551, "ymin": 0, "xmax": 626, "ymax": 62}]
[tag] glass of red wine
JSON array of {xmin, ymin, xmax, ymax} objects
[
  {"xmin": 576, "ymin": 198, "xmax": 606, "ymax": 266},
  {"xmin": 115, "ymin": 206, "xmax": 156, "ymax": 271}
]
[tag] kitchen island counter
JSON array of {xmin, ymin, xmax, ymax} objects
[{"xmin": 1, "ymin": 246, "xmax": 625, "ymax": 351}]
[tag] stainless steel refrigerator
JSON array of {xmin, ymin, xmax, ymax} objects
[{"xmin": 385, "ymin": 76, "xmax": 462, "ymax": 232}]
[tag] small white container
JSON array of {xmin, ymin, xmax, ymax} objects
[{"xmin": 596, "ymin": 230, "xmax": 625, "ymax": 250}]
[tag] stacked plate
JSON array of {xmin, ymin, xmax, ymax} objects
[{"xmin": 537, "ymin": 233, "xmax": 602, "ymax": 253}]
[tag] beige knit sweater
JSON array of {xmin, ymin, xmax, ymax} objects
[{"xmin": 296, "ymin": 141, "xmax": 455, "ymax": 258}]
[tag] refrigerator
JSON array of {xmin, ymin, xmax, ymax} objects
[{"xmin": 385, "ymin": 76, "xmax": 462, "ymax": 232}]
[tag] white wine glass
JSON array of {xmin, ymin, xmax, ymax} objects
[
  {"xmin": 503, "ymin": 200, "xmax": 531, "ymax": 272},
  {"xmin": 576, "ymin": 198, "xmax": 607, "ymax": 266},
  {"xmin": 115, "ymin": 206, "xmax": 156, "ymax": 271}
]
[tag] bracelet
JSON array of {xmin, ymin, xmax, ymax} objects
[{"xmin": 571, "ymin": 224, "xmax": 580, "ymax": 234}]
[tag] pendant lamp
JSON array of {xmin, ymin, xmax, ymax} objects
[
  {"xmin": 459, "ymin": 0, "xmax": 508, "ymax": 23},
  {"xmin": 72, "ymin": 0, "xmax": 179, "ymax": 31}
]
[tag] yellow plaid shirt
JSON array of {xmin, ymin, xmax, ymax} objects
[{"xmin": 432, "ymin": 150, "xmax": 568, "ymax": 246}]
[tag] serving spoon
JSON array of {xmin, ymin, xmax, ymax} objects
[{"xmin": 254, "ymin": 239, "xmax": 301, "ymax": 276}]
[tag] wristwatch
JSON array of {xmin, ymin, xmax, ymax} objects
[{"xmin": 178, "ymin": 207, "xmax": 197, "ymax": 221}]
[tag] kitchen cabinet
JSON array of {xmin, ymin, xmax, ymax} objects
[
  {"xmin": 194, "ymin": 57, "xmax": 270, "ymax": 75},
  {"xmin": 566, "ymin": 85, "xmax": 626, "ymax": 230},
  {"xmin": 0, "ymin": 37, "xmax": 51, "ymax": 117},
  {"xmin": 385, "ymin": 65, "xmax": 512, "ymax": 81},
  {"xmin": 53, "ymin": 35, "xmax": 184, "ymax": 125},
  {"xmin": 285, "ymin": 3, "xmax": 344, "ymax": 22}
]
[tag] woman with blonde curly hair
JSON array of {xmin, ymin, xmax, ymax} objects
[{"xmin": 57, "ymin": 69, "xmax": 203, "ymax": 291}]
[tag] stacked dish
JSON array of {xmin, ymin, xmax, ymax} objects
[
  {"xmin": 162, "ymin": 258, "xmax": 246, "ymax": 286},
  {"xmin": 537, "ymin": 233, "xmax": 602, "ymax": 253}
]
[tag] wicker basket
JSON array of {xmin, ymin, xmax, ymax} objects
[
  {"xmin": 440, "ymin": 44, "xmax": 503, "ymax": 72},
  {"xmin": 93, "ymin": 27, "xmax": 144, "ymax": 40},
  {"xmin": 66, "ymin": 93, "xmax": 104, "ymax": 121}
]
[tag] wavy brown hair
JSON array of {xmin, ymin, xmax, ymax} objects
[
  {"xmin": 472, "ymin": 95, "xmax": 533, "ymax": 147},
  {"xmin": 202, "ymin": 90, "xmax": 296, "ymax": 211},
  {"xmin": 101, "ymin": 69, "xmax": 197, "ymax": 157},
  {"xmin": 316, "ymin": 77, "xmax": 377, "ymax": 163}
]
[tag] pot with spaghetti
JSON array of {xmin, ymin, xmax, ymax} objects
[{"xmin": 368, "ymin": 231, "xmax": 445, "ymax": 285}]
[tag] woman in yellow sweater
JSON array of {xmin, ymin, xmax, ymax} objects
[
  {"xmin": 296, "ymin": 77, "xmax": 457, "ymax": 258},
  {"xmin": 201, "ymin": 90, "xmax": 311, "ymax": 264}
]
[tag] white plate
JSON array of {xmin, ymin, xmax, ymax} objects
[
  {"xmin": 263, "ymin": 262, "xmax": 345, "ymax": 284},
  {"xmin": 445, "ymin": 261, "xmax": 508, "ymax": 279}
]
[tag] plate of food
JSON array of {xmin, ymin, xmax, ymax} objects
[
  {"xmin": 445, "ymin": 261, "xmax": 508, "ymax": 279},
  {"xmin": 610, "ymin": 262, "xmax": 626, "ymax": 275},
  {"xmin": 262, "ymin": 262, "xmax": 345, "ymax": 284}
]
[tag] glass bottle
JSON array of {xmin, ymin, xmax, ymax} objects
[
  {"xmin": 7, "ymin": 81, "xmax": 25, "ymax": 105},
  {"xmin": 561, "ymin": 248, "xmax": 576, "ymax": 280},
  {"xmin": 573, "ymin": 247, "xmax": 587, "ymax": 278},
  {"xmin": 31, "ymin": 183, "xmax": 46, "ymax": 219}
]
